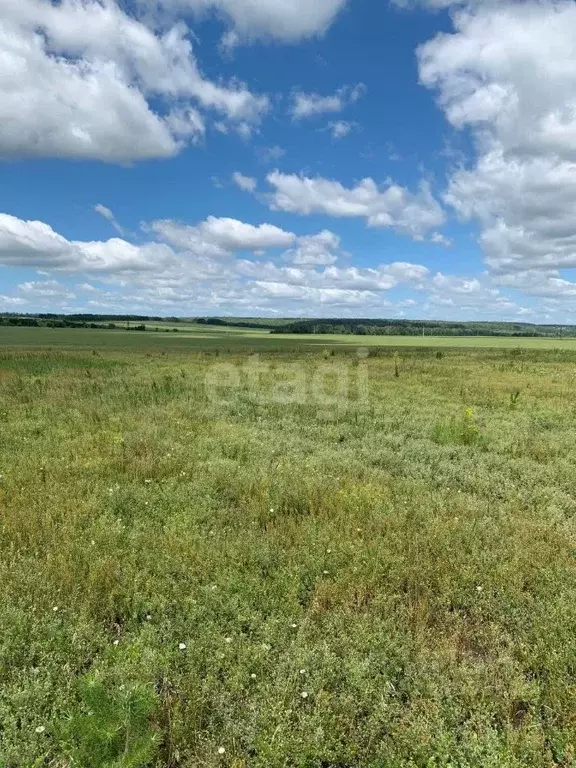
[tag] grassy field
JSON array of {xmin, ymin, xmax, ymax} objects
[
  {"xmin": 2, "ymin": 336, "xmax": 576, "ymax": 766},
  {"xmin": 5, "ymin": 323, "xmax": 576, "ymax": 352}
]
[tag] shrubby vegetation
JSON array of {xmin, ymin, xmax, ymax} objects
[{"xmin": 1, "ymin": 341, "xmax": 576, "ymax": 766}]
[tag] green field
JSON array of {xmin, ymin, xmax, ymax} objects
[
  {"xmin": 4, "ymin": 323, "xmax": 576, "ymax": 352},
  {"xmin": 2, "ymin": 334, "xmax": 576, "ymax": 766}
]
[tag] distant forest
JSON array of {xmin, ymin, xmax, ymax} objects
[
  {"xmin": 0, "ymin": 313, "xmax": 181, "ymax": 331},
  {"xmin": 271, "ymin": 318, "xmax": 576, "ymax": 338},
  {"xmin": 0, "ymin": 314, "xmax": 288, "ymax": 330}
]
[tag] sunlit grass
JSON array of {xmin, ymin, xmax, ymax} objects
[{"xmin": 1, "ymin": 343, "xmax": 576, "ymax": 766}]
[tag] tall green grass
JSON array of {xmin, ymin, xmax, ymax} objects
[{"xmin": 1, "ymin": 345, "xmax": 576, "ymax": 766}]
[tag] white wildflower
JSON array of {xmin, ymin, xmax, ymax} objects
[
  {"xmin": 35, "ymin": 725, "xmax": 46, "ymax": 734},
  {"xmin": 179, "ymin": 642, "xmax": 187, "ymax": 650}
]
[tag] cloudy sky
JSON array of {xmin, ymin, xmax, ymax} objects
[{"xmin": 2, "ymin": 0, "xmax": 576, "ymax": 320}]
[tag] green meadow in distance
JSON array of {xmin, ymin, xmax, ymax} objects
[{"xmin": 2, "ymin": 332, "xmax": 576, "ymax": 766}]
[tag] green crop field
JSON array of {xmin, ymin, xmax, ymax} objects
[
  {"xmin": 4, "ymin": 323, "xmax": 576, "ymax": 352},
  {"xmin": 2, "ymin": 334, "xmax": 576, "ymax": 766}
]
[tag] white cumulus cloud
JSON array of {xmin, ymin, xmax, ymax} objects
[
  {"xmin": 290, "ymin": 84, "xmax": 365, "ymax": 120},
  {"xmin": 419, "ymin": 0, "xmax": 576, "ymax": 278},
  {"xmin": 152, "ymin": 216, "xmax": 297, "ymax": 254},
  {"xmin": 327, "ymin": 121, "xmax": 356, "ymax": 140},
  {"xmin": 0, "ymin": 213, "xmax": 177, "ymax": 272},
  {"xmin": 232, "ymin": 172, "xmax": 258, "ymax": 192},
  {"xmin": 146, "ymin": 0, "xmax": 349, "ymax": 44},
  {"xmin": 284, "ymin": 230, "xmax": 341, "ymax": 266},
  {"xmin": 0, "ymin": 0, "xmax": 268, "ymax": 163},
  {"xmin": 266, "ymin": 171, "xmax": 445, "ymax": 238},
  {"xmin": 18, "ymin": 280, "xmax": 76, "ymax": 299},
  {"xmin": 0, "ymin": 211, "xmax": 447, "ymax": 316}
]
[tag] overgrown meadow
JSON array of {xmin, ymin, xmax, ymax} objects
[{"xmin": 2, "ymin": 340, "xmax": 576, "ymax": 767}]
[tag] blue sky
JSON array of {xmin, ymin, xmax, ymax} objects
[{"xmin": 2, "ymin": 0, "xmax": 576, "ymax": 320}]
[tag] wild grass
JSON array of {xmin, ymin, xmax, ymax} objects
[{"xmin": 1, "ymin": 343, "xmax": 576, "ymax": 766}]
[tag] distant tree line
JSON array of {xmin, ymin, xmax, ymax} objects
[
  {"xmin": 35, "ymin": 313, "xmax": 177, "ymax": 322},
  {"xmin": 1, "ymin": 313, "xmax": 283, "ymax": 330},
  {"xmin": 0, "ymin": 315, "xmax": 180, "ymax": 332},
  {"xmin": 272, "ymin": 318, "xmax": 576, "ymax": 338},
  {"xmin": 3, "ymin": 313, "xmax": 576, "ymax": 338},
  {"xmin": 196, "ymin": 317, "xmax": 287, "ymax": 329}
]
